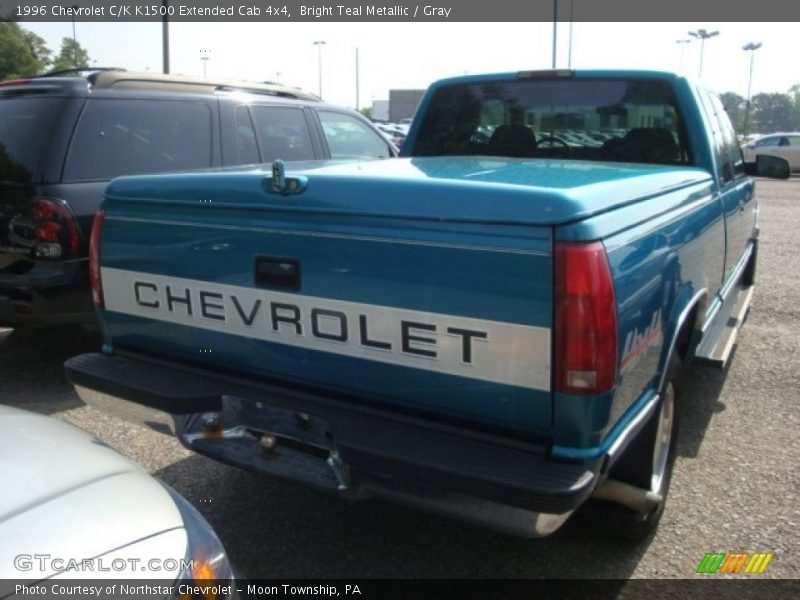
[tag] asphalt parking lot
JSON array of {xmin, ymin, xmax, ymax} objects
[{"xmin": 1, "ymin": 178, "xmax": 798, "ymax": 579}]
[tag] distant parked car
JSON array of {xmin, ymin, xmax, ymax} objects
[
  {"xmin": 375, "ymin": 123, "xmax": 407, "ymax": 149},
  {"xmin": 0, "ymin": 405, "xmax": 233, "ymax": 587},
  {"xmin": 742, "ymin": 132, "xmax": 800, "ymax": 172},
  {"xmin": 0, "ymin": 69, "xmax": 396, "ymax": 328}
]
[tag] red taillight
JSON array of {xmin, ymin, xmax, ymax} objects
[
  {"xmin": 33, "ymin": 221, "xmax": 61, "ymax": 242},
  {"xmin": 554, "ymin": 241, "xmax": 618, "ymax": 395},
  {"xmin": 89, "ymin": 209, "xmax": 105, "ymax": 309},
  {"xmin": 0, "ymin": 79, "xmax": 31, "ymax": 87},
  {"xmin": 32, "ymin": 202, "xmax": 57, "ymax": 221},
  {"xmin": 32, "ymin": 197, "xmax": 82, "ymax": 258}
]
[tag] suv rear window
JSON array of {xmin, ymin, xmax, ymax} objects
[
  {"xmin": 412, "ymin": 78, "xmax": 691, "ymax": 166},
  {"xmin": 0, "ymin": 97, "xmax": 67, "ymax": 183},
  {"xmin": 64, "ymin": 99, "xmax": 212, "ymax": 181}
]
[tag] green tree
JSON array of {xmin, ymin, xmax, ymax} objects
[
  {"xmin": 22, "ymin": 28, "xmax": 51, "ymax": 70},
  {"xmin": 719, "ymin": 92, "xmax": 746, "ymax": 133},
  {"xmin": 50, "ymin": 37, "xmax": 90, "ymax": 72},
  {"xmin": 0, "ymin": 21, "xmax": 50, "ymax": 79},
  {"xmin": 359, "ymin": 106, "xmax": 373, "ymax": 119},
  {"xmin": 789, "ymin": 84, "xmax": 800, "ymax": 130},
  {"xmin": 751, "ymin": 92, "xmax": 795, "ymax": 133}
]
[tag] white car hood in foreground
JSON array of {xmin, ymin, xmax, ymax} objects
[{"xmin": 0, "ymin": 405, "xmax": 185, "ymax": 579}]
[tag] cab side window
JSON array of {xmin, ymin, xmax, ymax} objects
[
  {"xmin": 703, "ymin": 91, "xmax": 744, "ymax": 183},
  {"xmin": 697, "ymin": 91, "xmax": 729, "ymax": 184}
]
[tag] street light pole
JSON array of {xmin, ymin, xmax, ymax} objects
[
  {"xmin": 742, "ymin": 42, "xmax": 762, "ymax": 138},
  {"xmin": 200, "ymin": 48, "xmax": 210, "ymax": 78},
  {"xmin": 675, "ymin": 39, "xmax": 691, "ymax": 73},
  {"xmin": 313, "ymin": 40, "xmax": 326, "ymax": 98},
  {"xmin": 71, "ymin": 5, "xmax": 78, "ymax": 68},
  {"xmin": 355, "ymin": 47, "xmax": 360, "ymax": 111},
  {"xmin": 688, "ymin": 28, "xmax": 719, "ymax": 79}
]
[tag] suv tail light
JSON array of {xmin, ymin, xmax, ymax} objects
[
  {"xmin": 554, "ymin": 241, "xmax": 618, "ymax": 395},
  {"xmin": 89, "ymin": 209, "xmax": 105, "ymax": 309},
  {"xmin": 32, "ymin": 197, "xmax": 82, "ymax": 258},
  {"xmin": 0, "ymin": 79, "xmax": 31, "ymax": 87}
]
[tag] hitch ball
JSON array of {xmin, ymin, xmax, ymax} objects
[{"xmin": 201, "ymin": 412, "xmax": 222, "ymax": 437}]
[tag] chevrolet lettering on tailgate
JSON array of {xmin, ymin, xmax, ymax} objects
[{"xmin": 102, "ymin": 267, "xmax": 552, "ymax": 391}]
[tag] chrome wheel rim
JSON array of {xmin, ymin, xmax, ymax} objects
[{"xmin": 651, "ymin": 384, "xmax": 675, "ymax": 494}]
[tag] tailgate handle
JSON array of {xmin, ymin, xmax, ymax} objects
[{"xmin": 255, "ymin": 256, "xmax": 301, "ymax": 291}]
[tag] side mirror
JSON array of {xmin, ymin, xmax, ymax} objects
[{"xmin": 743, "ymin": 155, "xmax": 791, "ymax": 179}]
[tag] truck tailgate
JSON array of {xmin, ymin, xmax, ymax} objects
[{"xmin": 99, "ymin": 165, "xmax": 554, "ymax": 434}]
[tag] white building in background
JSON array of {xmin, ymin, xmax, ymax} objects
[{"xmin": 372, "ymin": 99, "xmax": 389, "ymax": 121}]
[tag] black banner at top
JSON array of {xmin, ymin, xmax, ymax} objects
[{"xmin": 1, "ymin": 0, "xmax": 800, "ymax": 22}]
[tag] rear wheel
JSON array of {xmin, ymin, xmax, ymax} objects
[{"xmin": 593, "ymin": 356, "xmax": 681, "ymax": 540}]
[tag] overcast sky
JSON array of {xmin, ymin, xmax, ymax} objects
[{"xmin": 22, "ymin": 21, "xmax": 799, "ymax": 109}]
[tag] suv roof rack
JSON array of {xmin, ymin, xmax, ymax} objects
[
  {"xmin": 38, "ymin": 67, "xmax": 128, "ymax": 78},
  {"xmin": 89, "ymin": 70, "xmax": 320, "ymax": 101}
]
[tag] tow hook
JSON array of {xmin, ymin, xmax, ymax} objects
[{"xmin": 591, "ymin": 478, "xmax": 663, "ymax": 513}]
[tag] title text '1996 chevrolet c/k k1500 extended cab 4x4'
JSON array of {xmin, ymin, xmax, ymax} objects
[{"xmin": 65, "ymin": 70, "xmax": 789, "ymax": 540}]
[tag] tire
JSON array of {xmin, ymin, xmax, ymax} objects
[
  {"xmin": 593, "ymin": 355, "xmax": 681, "ymax": 541},
  {"xmin": 756, "ymin": 155, "xmax": 790, "ymax": 178}
]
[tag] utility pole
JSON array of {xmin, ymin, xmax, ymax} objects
[
  {"xmin": 552, "ymin": 0, "xmax": 558, "ymax": 68},
  {"xmin": 567, "ymin": 0, "xmax": 574, "ymax": 69},
  {"xmin": 162, "ymin": 0, "xmax": 170, "ymax": 74},
  {"xmin": 688, "ymin": 28, "xmax": 719, "ymax": 79},
  {"xmin": 742, "ymin": 42, "xmax": 762, "ymax": 138}
]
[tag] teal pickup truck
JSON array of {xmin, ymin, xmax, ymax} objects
[{"xmin": 66, "ymin": 71, "xmax": 789, "ymax": 540}]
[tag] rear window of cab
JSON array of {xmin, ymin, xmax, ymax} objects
[{"xmin": 411, "ymin": 78, "xmax": 692, "ymax": 166}]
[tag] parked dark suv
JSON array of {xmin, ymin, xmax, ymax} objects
[{"xmin": 0, "ymin": 70, "xmax": 396, "ymax": 327}]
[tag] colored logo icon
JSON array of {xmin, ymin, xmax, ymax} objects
[{"xmin": 696, "ymin": 552, "xmax": 774, "ymax": 574}]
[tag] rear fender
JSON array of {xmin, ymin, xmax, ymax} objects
[{"xmin": 657, "ymin": 285, "xmax": 707, "ymax": 391}]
